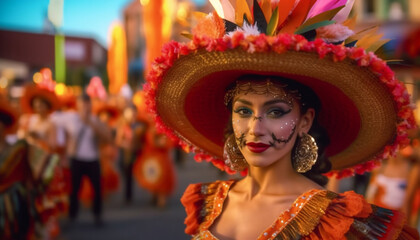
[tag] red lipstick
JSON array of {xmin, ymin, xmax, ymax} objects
[{"xmin": 246, "ymin": 142, "xmax": 270, "ymax": 153}]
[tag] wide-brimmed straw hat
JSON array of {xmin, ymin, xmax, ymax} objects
[
  {"xmin": 92, "ymin": 102, "xmax": 121, "ymax": 127},
  {"xmin": 145, "ymin": 0, "xmax": 415, "ymax": 178},
  {"xmin": 21, "ymin": 85, "xmax": 60, "ymax": 114}
]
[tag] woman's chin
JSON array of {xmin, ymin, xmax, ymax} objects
[{"xmin": 245, "ymin": 157, "xmax": 274, "ymax": 168}]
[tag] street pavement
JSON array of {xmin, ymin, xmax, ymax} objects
[{"xmin": 59, "ymin": 153, "xmax": 233, "ymax": 240}]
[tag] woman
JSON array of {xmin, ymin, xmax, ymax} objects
[
  {"xmin": 366, "ymin": 139, "xmax": 420, "ymax": 227},
  {"xmin": 19, "ymin": 85, "xmax": 67, "ymax": 238},
  {"xmin": 145, "ymin": 0, "xmax": 419, "ymax": 239},
  {"xmin": 20, "ymin": 85, "xmax": 59, "ymax": 153},
  {"xmin": 0, "ymin": 98, "xmax": 34, "ymax": 240}
]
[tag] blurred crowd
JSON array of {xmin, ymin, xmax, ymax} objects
[{"xmin": 0, "ymin": 78, "xmax": 178, "ymax": 240}]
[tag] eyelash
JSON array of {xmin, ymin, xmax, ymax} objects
[
  {"xmin": 233, "ymin": 107, "xmax": 291, "ymax": 118},
  {"xmin": 267, "ymin": 108, "xmax": 291, "ymax": 118},
  {"xmin": 233, "ymin": 107, "xmax": 252, "ymax": 117}
]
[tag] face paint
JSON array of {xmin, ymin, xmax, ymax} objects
[
  {"xmin": 235, "ymin": 133, "xmax": 246, "ymax": 149},
  {"xmin": 269, "ymin": 125, "xmax": 297, "ymax": 147},
  {"xmin": 231, "ymin": 89, "xmax": 302, "ymax": 168}
]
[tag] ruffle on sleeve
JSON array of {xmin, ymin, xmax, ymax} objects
[
  {"xmin": 181, "ymin": 181, "xmax": 229, "ymax": 236},
  {"xmin": 303, "ymin": 191, "xmax": 372, "ymax": 240},
  {"xmin": 304, "ymin": 191, "xmax": 420, "ymax": 240},
  {"xmin": 180, "ymin": 183, "xmax": 204, "ymax": 235}
]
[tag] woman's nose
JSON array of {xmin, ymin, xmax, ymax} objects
[{"xmin": 249, "ymin": 115, "xmax": 265, "ymax": 137}]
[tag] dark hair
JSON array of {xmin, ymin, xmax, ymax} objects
[
  {"xmin": 0, "ymin": 111, "xmax": 14, "ymax": 126},
  {"xmin": 225, "ymin": 74, "xmax": 331, "ymax": 186},
  {"xmin": 31, "ymin": 96, "xmax": 52, "ymax": 110}
]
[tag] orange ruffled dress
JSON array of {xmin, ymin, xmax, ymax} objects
[
  {"xmin": 133, "ymin": 130, "xmax": 176, "ymax": 196},
  {"xmin": 181, "ymin": 180, "xmax": 420, "ymax": 240}
]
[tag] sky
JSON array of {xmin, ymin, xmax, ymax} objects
[{"xmin": 0, "ymin": 0, "xmax": 205, "ymax": 48}]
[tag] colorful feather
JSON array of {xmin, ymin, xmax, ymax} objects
[
  {"xmin": 209, "ymin": 0, "xmax": 225, "ymax": 18},
  {"xmin": 306, "ymin": 0, "xmax": 347, "ymax": 20},
  {"xmin": 267, "ymin": 7, "xmax": 279, "ymax": 35},
  {"xmin": 221, "ymin": 0, "xmax": 236, "ymax": 23},
  {"xmin": 253, "ymin": 0, "xmax": 268, "ymax": 33},
  {"xmin": 333, "ymin": 0, "xmax": 355, "ymax": 23},
  {"xmin": 276, "ymin": 0, "xmax": 297, "ymax": 27},
  {"xmin": 260, "ymin": 0, "xmax": 272, "ymax": 22},
  {"xmin": 279, "ymin": 0, "xmax": 316, "ymax": 33},
  {"xmin": 235, "ymin": 0, "xmax": 252, "ymax": 26},
  {"xmin": 296, "ymin": 5, "xmax": 344, "ymax": 33}
]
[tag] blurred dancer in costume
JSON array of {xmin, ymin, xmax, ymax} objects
[
  {"xmin": 367, "ymin": 138, "xmax": 420, "ymax": 228},
  {"xmin": 116, "ymin": 105, "xmax": 147, "ymax": 203},
  {"xmin": 19, "ymin": 85, "xmax": 67, "ymax": 239},
  {"xmin": 19, "ymin": 85, "xmax": 59, "ymax": 152},
  {"xmin": 0, "ymin": 97, "xmax": 61, "ymax": 240},
  {"xmin": 132, "ymin": 91, "xmax": 176, "ymax": 208},
  {"xmin": 133, "ymin": 123, "xmax": 176, "ymax": 208},
  {"xmin": 66, "ymin": 94, "xmax": 112, "ymax": 226}
]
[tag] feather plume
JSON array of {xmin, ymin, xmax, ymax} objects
[
  {"xmin": 260, "ymin": 0, "xmax": 272, "ymax": 22},
  {"xmin": 220, "ymin": 0, "xmax": 235, "ymax": 23},
  {"xmin": 235, "ymin": 0, "xmax": 253, "ymax": 26},
  {"xmin": 306, "ymin": 0, "xmax": 347, "ymax": 20},
  {"xmin": 316, "ymin": 23, "xmax": 354, "ymax": 42},
  {"xmin": 280, "ymin": 0, "xmax": 315, "ymax": 33},
  {"xmin": 209, "ymin": 0, "xmax": 225, "ymax": 18},
  {"xmin": 276, "ymin": 0, "xmax": 296, "ymax": 27},
  {"xmin": 333, "ymin": 0, "xmax": 355, "ymax": 23}
]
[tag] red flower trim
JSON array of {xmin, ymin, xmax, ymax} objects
[{"xmin": 145, "ymin": 32, "xmax": 416, "ymax": 179}]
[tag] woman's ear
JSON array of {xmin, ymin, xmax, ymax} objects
[{"xmin": 299, "ymin": 108, "xmax": 315, "ymax": 134}]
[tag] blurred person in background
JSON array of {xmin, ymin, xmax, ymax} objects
[
  {"xmin": 0, "ymin": 95, "xmax": 61, "ymax": 240},
  {"xmin": 133, "ymin": 125, "xmax": 176, "ymax": 208},
  {"xmin": 66, "ymin": 94, "xmax": 112, "ymax": 226},
  {"xmin": 19, "ymin": 85, "xmax": 59, "ymax": 152},
  {"xmin": 18, "ymin": 85, "xmax": 67, "ymax": 239},
  {"xmin": 77, "ymin": 102, "xmax": 120, "ymax": 206},
  {"xmin": 366, "ymin": 134, "xmax": 420, "ymax": 228},
  {"xmin": 115, "ymin": 105, "xmax": 147, "ymax": 204},
  {"xmin": 0, "ymin": 97, "xmax": 33, "ymax": 240}
]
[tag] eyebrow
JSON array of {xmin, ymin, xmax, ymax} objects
[{"xmin": 234, "ymin": 99, "xmax": 290, "ymax": 107}]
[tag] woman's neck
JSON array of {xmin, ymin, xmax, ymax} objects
[
  {"xmin": 38, "ymin": 113, "xmax": 49, "ymax": 120},
  {"xmin": 240, "ymin": 154, "xmax": 319, "ymax": 199}
]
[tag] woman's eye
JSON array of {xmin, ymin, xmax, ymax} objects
[
  {"xmin": 267, "ymin": 108, "xmax": 291, "ymax": 118},
  {"xmin": 233, "ymin": 108, "xmax": 252, "ymax": 117}
]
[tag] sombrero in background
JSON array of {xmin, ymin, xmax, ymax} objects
[
  {"xmin": 145, "ymin": 0, "xmax": 416, "ymax": 178},
  {"xmin": 93, "ymin": 102, "xmax": 121, "ymax": 127},
  {"xmin": 0, "ymin": 98, "xmax": 19, "ymax": 134},
  {"xmin": 20, "ymin": 85, "xmax": 60, "ymax": 114}
]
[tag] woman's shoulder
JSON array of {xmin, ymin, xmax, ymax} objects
[
  {"xmin": 299, "ymin": 190, "xmax": 419, "ymax": 240},
  {"xmin": 180, "ymin": 180, "xmax": 235, "ymax": 235}
]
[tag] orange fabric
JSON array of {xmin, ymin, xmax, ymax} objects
[
  {"xmin": 181, "ymin": 183, "xmax": 204, "ymax": 235},
  {"xmin": 133, "ymin": 129, "xmax": 176, "ymax": 195},
  {"xmin": 133, "ymin": 148, "xmax": 175, "ymax": 195},
  {"xmin": 399, "ymin": 225, "xmax": 420, "ymax": 240},
  {"xmin": 303, "ymin": 191, "xmax": 372, "ymax": 240},
  {"xmin": 181, "ymin": 181, "xmax": 419, "ymax": 240}
]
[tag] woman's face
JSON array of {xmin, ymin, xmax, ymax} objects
[
  {"xmin": 32, "ymin": 97, "xmax": 49, "ymax": 115},
  {"xmin": 231, "ymin": 91, "xmax": 313, "ymax": 168}
]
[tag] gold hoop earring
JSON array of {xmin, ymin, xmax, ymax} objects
[
  {"xmin": 223, "ymin": 134, "xmax": 248, "ymax": 171},
  {"xmin": 293, "ymin": 132, "xmax": 318, "ymax": 173}
]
